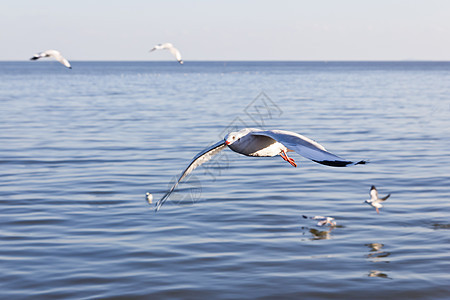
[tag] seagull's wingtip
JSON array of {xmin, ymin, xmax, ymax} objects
[{"xmin": 154, "ymin": 198, "xmax": 165, "ymax": 212}]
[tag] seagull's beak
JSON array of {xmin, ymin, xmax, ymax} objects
[{"xmin": 225, "ymin": 141, "xmax": 230, "ymax": 145}]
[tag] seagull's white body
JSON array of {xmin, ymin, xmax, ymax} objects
[
  {"xmin": 365, "ymin": 185, "xmax": 390, "ymax": 214},
  {"xmin": 30, "ymin": 49, "xmax": 71, "ymax": 69},
  {"xmin": 150, "ymin": 43, "xmax": 183, "ymax": 64},
  {"xmin": 303, "ymin": 215, "xmax": 336, "ymax": 227},
  {"xmin": 146, "ymin": 192, "xmax": 153, "ymax": 204},
  {"xmin": 154, "ymin": 128, "xmax": 366, "ymax": 211}
]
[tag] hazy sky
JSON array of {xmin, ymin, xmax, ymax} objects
[{"xmin": 1, "ymin": 0, "xmax": 449, "ymax": 61}]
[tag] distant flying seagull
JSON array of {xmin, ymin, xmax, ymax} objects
[
  {"xmin": 149, "ymin": 43, "xmax": 183, "ymax": 64},
  {"xmin": 365, "ymin": 185, "xmax": 390, "ymax": 214},
  {"xmin": 154, "ymin": 128, "xmax": 366, "ymax": 211},
  {"xmin": 30, "ymin": 49, "xmax": 72, "ymax": 69},
  {"xmin": 303, "ymin": 215, "xmax": 337, "ymax": 227}
]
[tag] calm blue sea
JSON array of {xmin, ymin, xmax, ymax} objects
[{"xmin": 0, "ymin": 61, "xmax": 449, "ymax": 299}]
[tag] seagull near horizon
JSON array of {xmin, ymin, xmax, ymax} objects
[
  {"xmin": 365, "ymin": 185, "xmax": 390, "ymax": 213},
  {"xmin": 149, "ymin": 43, "xmax": 183, "ymax": 64},
  {"xmin": 303, "ymin": 215, "xmax": 337, "ymax": 227},
  {"xmin": 30, "ymin": 49, "xmax": 72, "ymax": 69},
  {"xmin": 154, "ymin": 128, "xmax": 366, "ymax": 211}
]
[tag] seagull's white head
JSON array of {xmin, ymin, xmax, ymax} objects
[
  {"xmin": 224, "ymin": 132, "xmax": 238, "ymax": 145},
  {"xmin": 224, "ymin": 129, "xmax": 249, "ymax": 146}
]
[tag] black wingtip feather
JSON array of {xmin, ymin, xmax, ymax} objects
[
  {"xmin": 313, "ymin": 160, "xmax": 353, "ymax": 167},
  {"xmin": 312, "ymin": 159, "xmax": 367, "ymax": 167}
]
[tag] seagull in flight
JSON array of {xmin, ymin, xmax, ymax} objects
[
  {"xmin": 30, "ymin": 49, "xmax": 72, "ymax": 69},
  {"xmin": 149, "ymin": 43, "xmax": 183, "ymax": 64},
  {"xmin": 154, "ymin": 128, "xmax": 366, "ymax": 211},
  {"xmin": 365, "ymin": 185, "xmax": 390, "ymax": 213},
  {"xmin": 303, "ymin": 215, "xmax": 337, "ymax": 227}
]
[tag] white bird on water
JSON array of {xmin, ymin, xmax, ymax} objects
[
  {"xmin": 365, "ymin": 185, "xmax": 390, "ymax": 214},
  {"xmin": 149, "ymin": 43, "xmax": 183, "ymax": 64},
  {"xmin": 146, "ymin": 192, "xmax": 153, "ymax": 204},
  {"xmin": 30, "ymin": 49, "xmax": 72, "ymax": 69},
  {"xmin": 154, "ymin": 128, "xmax": 366, "ymax": 211},
  {"xmin": 303, "ymin": 215, "xmax": 337, "ymax": 227}
]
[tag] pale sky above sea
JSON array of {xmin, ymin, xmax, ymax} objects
[{"xmin": 1, "ymin": 0, "xmax": 449, "ymax": 61}]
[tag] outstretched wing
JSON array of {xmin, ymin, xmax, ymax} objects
[
  {"xmin": 316, "ymin": 220, "xmax": 328, "ymax": 227},
  {"xmin": 380, "ymin": 193, "xmax": 390, "ymax": 201},
  {"xmin": 52, "ymin": 53, "xmax": 71, "ymax": 68},
  {"xmin": 251, "ymin": 130, "xmax": 365, "ymax": 167},
  {"xmin": 30, "ymin": 53, "xmax": 43, "ymax": 60},
  {"xmin": 155, "ymin": 140, "xmax": 227, "ymax": 211},
  {"xmin": 168, "ymin": 46, "xmax": 183, "ymax": 64}
]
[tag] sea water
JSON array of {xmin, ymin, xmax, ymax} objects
[{"xmin": 0, "ymin": 61, "xmax": 449, "ymax": 299}]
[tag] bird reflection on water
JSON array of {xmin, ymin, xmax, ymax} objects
[
  {"xmin": 299, "ymin": 225, "xmax": 344, "ymax": 241},
  {"xmin": 366, "ymin": 243, "xmax": 392, "ymax": 279},
  {"xmin": 368, "ymin": 270, "xmax": 392, "ymax": 279},
  {"xmin": 365, "ymin": 243, "xmax": 391, "ymax": 260},
  {"xmin": 309, "ymin": 228, "xmax": 333, "ymax": 240}
]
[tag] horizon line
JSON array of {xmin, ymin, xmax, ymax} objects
[{"xmin": 2, "ymin": 59, "xmax": 450, "ymax": 62}]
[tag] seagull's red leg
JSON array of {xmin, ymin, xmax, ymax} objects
[
  {"xmin": 376, "ymin": 207, "xmax": 379, "ymax": 214},
  {"xmin": 280, "ymin": 149, "xmax": 297, "ymax": 167}
]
